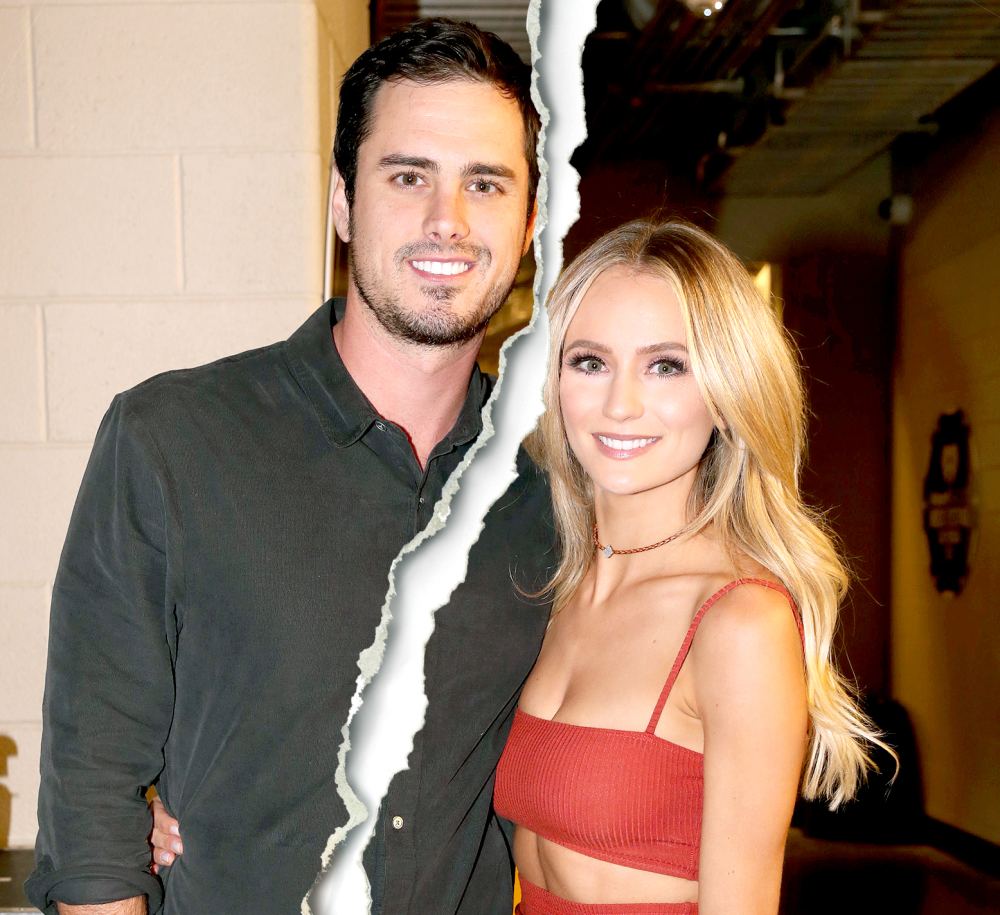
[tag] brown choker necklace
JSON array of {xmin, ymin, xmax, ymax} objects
[{"xmin": 593, "ymin": 523, "xmax": 683, "ymax": 558}]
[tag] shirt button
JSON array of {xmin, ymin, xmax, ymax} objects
[
  {"xmin": 375, "ymin": 421, "xmax": 386, "ymax": 432},
  {"xmin": 418, "ymin": 497, "xmax": 425, "ymax": 504},
  {"xmin": 391, "ymin": 815, "xmax": 404, "ymax": 830}
]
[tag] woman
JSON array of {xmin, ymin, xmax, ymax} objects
[
  {"xmin": 152, "ymin": 219, "xmax": 889, "ymax": 913},
  {"xmin": 492, "ymin": 219, "xmax": 889, "ymax": 914}
]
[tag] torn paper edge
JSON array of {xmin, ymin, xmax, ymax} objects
[{"xmin": 303, "ymin": 1, "xmax": 598, "ymax": 910}]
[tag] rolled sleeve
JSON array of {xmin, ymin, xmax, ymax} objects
[{"xmin": 27, "ymin": 393, "xmax": 177, "ymax": 914}]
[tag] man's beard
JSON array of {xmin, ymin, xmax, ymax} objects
[{"xmin": 349, "ymin": 241, "xmax": 519, "ymax": 347}]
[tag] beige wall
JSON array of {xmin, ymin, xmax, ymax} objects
[
  {"xmin": 0, "ymin": 0, "xmax": 368, "ymax": 848},
  {"xmin": 892, "ymin": 110, "xmax": 1000, "ymax": 844}
]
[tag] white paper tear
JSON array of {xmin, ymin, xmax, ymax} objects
[{"xmin": 305, "ymin": 1, "xmax": 598, "ymax": 911}]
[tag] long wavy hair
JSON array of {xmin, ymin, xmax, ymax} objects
[{"xmin": 530, "ymin": 218, "xmax": 892, "ymax": 809}]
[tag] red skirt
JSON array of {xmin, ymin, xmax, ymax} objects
[{"xmin": 516, "ymin": 877, "xmax": 698, "ymax": 914}]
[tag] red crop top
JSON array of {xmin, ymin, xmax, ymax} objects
[{"xmin": 493, "ymin": 578, "xmax": 800, "ymax": 882}]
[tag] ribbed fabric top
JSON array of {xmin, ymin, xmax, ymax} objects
[{"xmin": 494, "ymin": 578, "xmax": 799, "ymax": 881}]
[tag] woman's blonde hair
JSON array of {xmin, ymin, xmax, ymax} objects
[{"xmin": 530, "ymin": 218, "xmax": 892, "ymax": 809}]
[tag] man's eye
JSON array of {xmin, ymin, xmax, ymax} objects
[
  {"xmin": 470, "ymin": 179, "xmax": 499, "ymax": 194},
  {"xmin": 394, "ymin": 172, "xmax": 424, "ymax": 187}
]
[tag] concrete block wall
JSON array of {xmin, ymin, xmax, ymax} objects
[{"xmin": 0, "ymin": 0, "xmax": 369, "ymax": 848}]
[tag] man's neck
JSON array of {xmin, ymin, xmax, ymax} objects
[{"xmin": 332, "ymin": 297, "xmax": 483, "ymax": 468}]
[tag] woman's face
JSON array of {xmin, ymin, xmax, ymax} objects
[{"xmin": 559, "ymin": 266, "xmax": 716, "ymax": 499}]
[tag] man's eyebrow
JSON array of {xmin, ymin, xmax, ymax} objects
[
  {"xmin": 462, "ymin": 162, "xmax": 517, "ymax": 180},
  {"xmin": 377, "ymin": 154, "xmax": 438, "ymax": 172}
]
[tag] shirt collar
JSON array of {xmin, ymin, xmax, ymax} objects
[{"xmin": 283, "ymin": 298, "xmax": 492, "ymax": 450}]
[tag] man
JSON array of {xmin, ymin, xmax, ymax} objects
[{"xmin": 27, "ymin": 19, "xmax": 553, "ymax": 915}]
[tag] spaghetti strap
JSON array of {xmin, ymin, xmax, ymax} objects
[{"xmin": 645, "ymin": 577, "xmax": 799, "ymax": 734}]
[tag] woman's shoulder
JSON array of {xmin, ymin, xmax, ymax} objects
[
  {"xmin": 687, "ymin": 573, "xmax": 803, "ymax": 688},
  {"xmin": 696, "ymin": 577, "xmax": 796, "ymax": 636},
  {"xmin": 676, "ymin": 545, "xmax": 792, "ymax": 619},
  {"xmin": 685, "ymin": 537, "xmax": 788, "ymax": 605},
  {"xmin": 688, "ymin": 577, "xmax": 809, "ymax": 755}
]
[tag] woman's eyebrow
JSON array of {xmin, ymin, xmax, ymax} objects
[
  {"xmin": 636, "ymin": 342, "xmax": 688, "ymax": 355},
  {"xmin": 563, "ymin": 339, "xmax": 689, "ymax": 355},
  {"xmin": 563, "ymin": 338, "xmax": 610, "ymax": 353}
]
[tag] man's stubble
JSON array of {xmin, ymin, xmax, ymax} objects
[{"xmin": 348, "ymin": 220, "xmax": 522, "ymax": 348}]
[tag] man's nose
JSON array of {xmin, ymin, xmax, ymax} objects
[
  {"xmin": 603, "ymin": 371, "xmax": 644, "ymax": 422},
  {"xmin": 423, "ymin": 186, "xmax": 470, "ymax": 244}
]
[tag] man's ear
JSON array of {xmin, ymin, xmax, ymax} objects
[
  {"xmin": 331, "ymin": 166, "xmax": 351, "ymax": 243},
  {"xmin": 522, "ymin": 197, "xmax": 539, "ymax": 257}
]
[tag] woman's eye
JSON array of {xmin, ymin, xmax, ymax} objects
[
  {"xmin": 650, "ymin": 358, "xmax": 685, "ymax": 376},
  {"xmin": 567, "ymin": 354, "xmax": 605, "ymax": 374}
]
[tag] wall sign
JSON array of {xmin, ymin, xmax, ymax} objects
[{"xmin": 922, "ymin": 410, "xmax": 974, "ymax": 595}]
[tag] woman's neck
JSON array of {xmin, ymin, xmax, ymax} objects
[
  {"xmin": 585, "ymin": 467, "xmax": 702, "ymax": 598},
  {"xmin": 592, "ymin": 466, "xmax": 696, "ymax": 554}
]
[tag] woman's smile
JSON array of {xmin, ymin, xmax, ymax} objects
[{"xmin": 592, "ymin": 433, "xmax": 661, "ymax": 459}]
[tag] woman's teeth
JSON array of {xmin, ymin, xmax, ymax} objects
[{"xmin": 597, "ymin": 436, "xmax": 657, "ymax": 451}]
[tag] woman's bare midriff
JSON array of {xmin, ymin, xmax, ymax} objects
[{"xmin": 514, "ymin": 828, "xmax": 699, "ymax": 905}]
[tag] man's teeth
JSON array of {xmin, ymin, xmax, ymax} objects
[
  {"xmin": 598, "ymin": 436, "xmax": 657, "ymax": 451},
  {"xmin": 412, "ymin": 260, "xmax": 472, "ymax": 276}
]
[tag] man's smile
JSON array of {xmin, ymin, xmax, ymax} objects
[{"xmin": 408, "ymin": 258, "xmax": 475, "ymax": 279}]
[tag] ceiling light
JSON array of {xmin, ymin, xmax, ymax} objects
[{"xmin": 682, "ymin": 0, "xmax": 727, "ymax": 13}]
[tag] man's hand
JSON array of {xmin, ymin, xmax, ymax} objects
[
  {"xmin": 56, "ymin": 899, "xmax": 146, "ymax": 914},
  {"xmin": 149, "ymin": 797, "xmax": 184, "ymax": 873}
]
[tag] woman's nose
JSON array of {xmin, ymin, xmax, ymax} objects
[{"xmin": 603, "ymin": 371, "xmax": 643, "ymax": 422}]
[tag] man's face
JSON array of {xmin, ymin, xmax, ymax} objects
[{"xmin": 333, "ymin": 79, "xmax": 536, "ymax": 347}]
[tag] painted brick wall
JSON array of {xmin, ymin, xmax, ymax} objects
[{"xmin": 0, "ymin": 0, "xmax": 368, "ymax": 848}]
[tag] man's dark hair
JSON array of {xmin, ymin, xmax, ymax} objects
[{"xmin": 334, "ymin": 18, "xmax": 540, "ymax": 213}]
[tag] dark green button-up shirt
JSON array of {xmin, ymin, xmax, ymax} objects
[{"xmin": 28, "ymin": 299, "xmax": 554, "ymax": 914}]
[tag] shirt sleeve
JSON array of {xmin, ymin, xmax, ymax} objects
[{"xmin": 26, "ymin": 393, "xmax": 176, "ymax": 914}]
